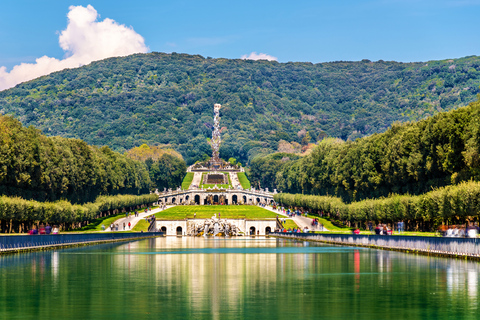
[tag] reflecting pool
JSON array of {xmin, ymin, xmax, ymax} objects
[{"xmin": 0, "ymin": 237, "xmax": 479, "ymax": 319}]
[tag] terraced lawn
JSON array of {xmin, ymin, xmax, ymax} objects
[
  {"xmin": 182, "ymin": 172, "xmax": 194, "ymax": 189},
  {"xmin": 237, "ymin": 172, "xmax": 251, "ymax": 189},
  {"xmin": 155, "ymin": 205, "xmax": 277, "ymax": 220}
]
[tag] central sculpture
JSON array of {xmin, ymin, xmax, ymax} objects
[
  {"xmin": 209, "ymin": 103, "xmax": 222, "ymax": 170},
  {"xmin": 191, "ymin": 214, "xmax": 241, "ymax": 236}
]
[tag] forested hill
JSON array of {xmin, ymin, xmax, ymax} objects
[{"xmin": 1, "ymin": 52, "xmax": 480, "ymax": 164}]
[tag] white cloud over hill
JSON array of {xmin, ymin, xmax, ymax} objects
[
  {"xmin": 0, "ymin": 5, "xmax": 147, "ymax": 91},
  {"xmin": 241, "ymin": 52, "xmax": 278, "ymax": 61}
]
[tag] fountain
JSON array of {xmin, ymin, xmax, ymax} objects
[{"xmin": 191, "ymin": 214, "xmax": 241, "ymax": 236}]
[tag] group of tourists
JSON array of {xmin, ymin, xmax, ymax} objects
[
  {"xmin": 29, "ymin": 224, "xmax": 59, "ymax": 235},
  {"xmin": 374, "ymin": 224, "xmax": 393, "ymax": 236},
  {"xmin": 108, "ymin": 221, "xmax": 132, "ymax": 231},
  {"xmin": 311, "ymin": 218, "xmax": 320, "ymax": 228},
  {"xmin": 438, "ymin": 224, "xmax": 479, "ymax": 238},
  {"xmin": 277, "ymin": 226, "xmax": 311, "ymax": 233}
]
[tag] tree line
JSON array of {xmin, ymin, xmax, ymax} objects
[
  {"xmin": 274, "ymin": 180, "xmax": 480, "ymax": 231},
  {"xmin": 0, "ymin": 193, "xmax": 158, "ymax": 233},
  {"xmin": 0, "ymin": 115, "xmax": 186, "ymax": 204}
]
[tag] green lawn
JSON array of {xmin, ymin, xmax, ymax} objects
[
  {"xmin": 155, "ymin": 205, "xmax": 277, "ymax": 220},
  {"xmin": 182, "ymin": 172, "xmax": 194, "ymax": 190},
  {"xmin": 132, "ymin": 218, "xmax": 151, "ymax": 232},
  {"xmin": 237, "ymin": 172, "xmax": 251, "ymax": 189},
  {"xmin": 280, "ymin": 219, "xmax": 299, "ymax": 230}
]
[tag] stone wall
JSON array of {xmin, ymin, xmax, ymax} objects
[{"xmin": 157, "ymin": 219, "xmax": 277, "ymax": 236}]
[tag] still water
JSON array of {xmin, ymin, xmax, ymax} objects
[{"xmin": 0, "ymin": 237, "xmax": 479, "ymax": 319}]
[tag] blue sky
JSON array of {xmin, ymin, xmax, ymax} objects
[{"xmin": 1, "ymin": 0, "xmax": 479, "ymax": 73}]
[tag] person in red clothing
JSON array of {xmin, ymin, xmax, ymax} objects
[{"xmin": 128, "ymin": 221, "xmax": 131, "ymax": 229}]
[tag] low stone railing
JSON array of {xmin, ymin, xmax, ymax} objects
[
  {"xmin": 0, "ymin": 232, "xmax": 164, "ymax": 253},
  {"xmin": 271, "ymin": 232, "xmax": 480, "ymax": 259}
]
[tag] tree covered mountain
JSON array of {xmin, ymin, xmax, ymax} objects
[{"xmin": 1, "ymin": 52, "xmax": 480, "ymax": 164}]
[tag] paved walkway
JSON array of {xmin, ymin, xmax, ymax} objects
[
  {"xmin": 190, "ymin": 172, "xmax": 202, "ymax": 189},
  {"xmin": 229, "ymin": 172, "xmax": 241, "ymax": 189},
  {"xmin": 104, "ymin": 206, "xmax": 173, "ymax": 232},
  {"xmin": 261, "ymin": 205, "xmax": 328, "ymax": 231}
]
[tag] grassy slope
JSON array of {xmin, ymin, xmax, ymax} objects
[
  {"xmin": 155, "ymin": 205, "xmax": 277, "ymax": 220},
  {"xmin": 281, "ymin": 220, "xmax": 299, "ymax": 229},
  {"xmin": 182, "ymin": 172, "xmax": 194, "ymax": 189},
  {"xmin": 131, "ymin": 219, "xmax": 150, "ymax": 232},
  {"xmin": 237, "ymin": 172, "xmax": 251, "ymax": 189}
]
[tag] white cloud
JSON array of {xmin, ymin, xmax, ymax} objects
[
  {"xmin": 241, "ymin": 52, "xmax": 277, "ymax": 61},
  {"xmin": 0, "ymin": 5, "xmax": 148, "ymax": 91}
]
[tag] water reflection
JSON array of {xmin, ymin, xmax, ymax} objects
[{"xmin": 0, "ymin": 238, "xmax": 480, "ymax": 319}]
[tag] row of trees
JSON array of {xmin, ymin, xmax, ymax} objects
[
  {"xmin": 0, "ymin": 115, "xmax": 186, "ymax": 203},
  {"xmin": 0, "ymin": 193, "xmax": 158, "ymax": 233},
  {"xmin": 0, "ymin": 115, "xmax": 152, "ymax": 203},
  {"xmin": 252, "ymin": 99, "xmax": 480, "ymax": 203},
  {"xmin": 274, "ymin": 181, "xmax": 480, "ymax": 231}
]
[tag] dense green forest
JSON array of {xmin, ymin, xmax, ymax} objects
[
  {"xmin": 0, "ymin": 115, "xmax": 185, "ymax": 204},
  {"xmin": 1, "ymin": 52, "xmax": 480, "ymax": 165},
  {"xmin": 253, "ymin": 99, "xmax": 480, "ymax": 203}
]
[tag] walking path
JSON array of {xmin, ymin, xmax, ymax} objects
[
  {"xmin": 190, "ymin": 172, "xmax": 202, "ymax": 189},
  {"xmin": 104, "ymin": 206, "xmax": 173, "ymax": 232},
  {"xmin": 229, "ymin": 172, "xmax": 241, "ymax": 189},
  {"xmin": 261, "ymin": 205, "xmax": 328, "ymax": 231}
]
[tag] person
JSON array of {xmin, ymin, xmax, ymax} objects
[
  {"xmin": 110, "ymin": 223, "xmax": 114, "ymax": 231},
  {"xmin": 101, "ymin": 224, "xmax": 105, "ymax": 231},
  {"xmin": 467, "ymin": 224, "xmax": 479, "ymax": 238},
  {"xmin": 45, "ymin": 224, "xmax": 52, "ymax": 235},
  {"xmin": 352, "ymin": 228, "xmax": 360, "ymax": 235},
  {"xmin": 123, "ymin": 222, "xmax": 126, "ymax": 230},
  {"xmin": 39, "ymin": 224, "xmax": 46, "ymax": 235},
  {"xmin": 445, "ymin": 226, "xmax": 453, "ymax": 237},
  {"xmin": 128, "ymin": 222, "xmax": 131, "ymax": 229},
  {"xmin": 52, "ymin": 226, "xmax": 59, "ymax": 234},
  {"xmin": 375, "ymin": 225, "xmax": 381, "ymax": 235},
  {"xmin": 194, "ymin": 212, "xmax": 196, "ymax": 219}
]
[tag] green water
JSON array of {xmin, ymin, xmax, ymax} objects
[{"xmin": 1, "ymin": 237, "xmax": 479, "ymax": 319}]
